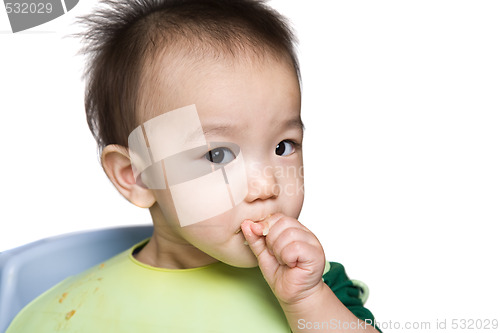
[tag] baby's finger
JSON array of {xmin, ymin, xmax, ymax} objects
[
  {"xmin": 279, "ymin": 240, "xmax": 324, "ymax": 271},
  {"xmin": 263, "ymin": 215, "xmax": 309, "ymax": 252},
  {"xmin": 270, "ymin": 227, "xmax": 320, "ymax": 265},
  {"xmin": 241, "ymin": 219, "xmax": 269, "ymax": 259},
  {"xmin": 241, "ymin": 219, "xmax": 283, "ymax": 277},
  {"xmin": 250, "ymin": 213, "xmax": 285, "ymax": 237}
]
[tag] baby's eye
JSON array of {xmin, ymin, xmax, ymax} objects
[
  {"xmin": 275, "ymin": 140, "xmax": 295, "ymax": 156},
  {"xmin": 205, "ymin": 147, "xmax": 236, "ymax": 164}
]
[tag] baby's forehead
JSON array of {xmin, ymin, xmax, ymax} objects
[{"xmin": 136, "ymin": 46, "xmax": 299, "ymax": 125}]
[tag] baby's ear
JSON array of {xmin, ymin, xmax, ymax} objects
[{"xmin": 101, "ymin": 144, "xmax": 156, "ymax": 208}]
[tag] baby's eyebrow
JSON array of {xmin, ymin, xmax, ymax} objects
[
  {"xmin": 201, "ymin": 118, "xmax": 304, "ymax": 138},
  {"xmin": 182, "ymin": 123, "xmax": 232, "ymax": 144},
  {"xmin": 282, "ymin": 117, "xmax": 305, "ymax": 132},
  {"xmin": 202, "ymin": 124, "xmax": 234, "ymax": 138},
  {"xmin": 186, "ymin": 117, "xmax": 304, "ymax": 143}
]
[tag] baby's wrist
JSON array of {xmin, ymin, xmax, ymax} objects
[{"xmin": 278, "ymin": 280, "xmax": 328, "ymax": 312}]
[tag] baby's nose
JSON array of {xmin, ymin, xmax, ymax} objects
[{"xmin": 244, "ymin": 163, "xmax": 280, "ymax": 202}]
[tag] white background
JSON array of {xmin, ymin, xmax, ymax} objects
[{"xmin": 1, "ymin": 1, "xmax": 499, "ymax": 332}]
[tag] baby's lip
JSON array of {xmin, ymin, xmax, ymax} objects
[{"xmin": 235, "ymin": 215, "xmax": 271, "ymax": 234}]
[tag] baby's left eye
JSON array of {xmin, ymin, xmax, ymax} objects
[{"xmin": 275, "ymin": 140, "xmax": 295, "ymax": 156}]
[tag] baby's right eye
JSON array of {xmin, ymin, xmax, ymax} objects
[{"xmin": 204, "ymin": 147, "xmax": 236, "ymax": 164}]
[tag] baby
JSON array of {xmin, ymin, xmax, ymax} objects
[{"xmin": 7, "ymin": 0, "xmax": 380, "ymax": 332}]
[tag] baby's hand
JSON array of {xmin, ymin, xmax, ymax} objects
[{"xmin": 241, "ymin": 214, "xmax": 326, "ymax": 306}]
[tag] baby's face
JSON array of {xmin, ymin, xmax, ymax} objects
[{"xmin": 142, "ymin": 55, "xmax": 303, "ymax": 267}]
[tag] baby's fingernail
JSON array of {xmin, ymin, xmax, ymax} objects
[
  {"xmin": 243, "ymin": 240, "xmax": 249, "ymax": 246},
  {"xmin": 262, "ymin": 223, "xmax": 269, "ymax": 236}
]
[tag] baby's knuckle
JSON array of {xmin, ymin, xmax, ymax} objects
[
  {"xmin": 282, "ymin": 227, "xmax": 302, "ymax": 240},
  {"xmin": 287, "ymin": 240, "xmax": 304, "ymax": 253}
]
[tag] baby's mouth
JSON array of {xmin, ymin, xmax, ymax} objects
[{"xmin": 235, "ymin": 215, "xmax": 269, "ymax": 234}]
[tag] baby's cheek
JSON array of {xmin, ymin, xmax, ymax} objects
[
  {"xmin": 181, "ymin": 223, "xmax": 229, "ymax": 245},
  {"xmin": 282, "ymin": 178, "xmax": 304, "ymax": 218},
  {"xmin": 153, "ymin": 189, "xmax": 178, "ymax": 215}
]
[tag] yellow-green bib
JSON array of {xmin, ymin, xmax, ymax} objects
[{"xmin": 7, "ymin": 239, "xmax": 290, "ymax": 332}]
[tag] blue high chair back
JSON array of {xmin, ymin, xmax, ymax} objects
[{"xmin": 0, "ymin": 225, "xmax": 153, "ymax": 333}]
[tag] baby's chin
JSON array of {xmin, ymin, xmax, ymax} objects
[
  {"xmin": 229, "ymin": 258, "xmax": 259, "ymax": 268},
  {"xmin": 216, "ymin": 246, "xmax": 259, "ymax": 268}
]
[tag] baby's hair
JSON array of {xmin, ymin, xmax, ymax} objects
[{"xmin": 77, "ymin": 0, "xmax": 299, "ymax": 155}]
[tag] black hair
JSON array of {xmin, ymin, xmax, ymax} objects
[{"xmin": 77, "ymin": 0, "xmax": 299, "ymax": 153}]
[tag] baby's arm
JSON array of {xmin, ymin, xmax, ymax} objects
[{"xmin": 241, "ymin": 215, "xmax": 379, "ymax": 333}]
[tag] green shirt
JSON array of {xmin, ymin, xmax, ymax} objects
[{"xmin": 7, "ymin": 239, "xmax": 380, "ymax": 332}]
